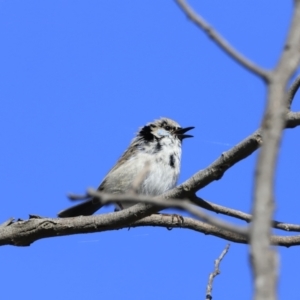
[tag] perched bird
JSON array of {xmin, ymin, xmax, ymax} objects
[{"xmin": 58, "ymin": 118, "xmax": 194, "ymax": 218}]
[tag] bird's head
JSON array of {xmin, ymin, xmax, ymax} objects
[{"xmin": 137, "ymin": 118, "xmax": 194, "ymax": 142}]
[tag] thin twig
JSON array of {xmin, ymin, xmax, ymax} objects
[
  {"xmin": 68, "ymin": 193, "xmax": 89, "ymax": 201},
  {"xmin": 0, "ymin": 218, "xmax": 14, "ymax": 228},
  {"xmin": 175, "ymin": 0, "xmax": 270, "ymax": 81},
  {"xmin": 206, "ymin": 244, "xmax": 230, "ymax": 300},
  {"xmin": 192, "ymin": 196, "xmax": 300, "ymax": 232}
]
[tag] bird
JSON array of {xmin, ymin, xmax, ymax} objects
[{"xmin": 58, "ymin": 117, "xmax": 194, "ymax": 218}]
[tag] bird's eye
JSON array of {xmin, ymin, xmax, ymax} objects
[{"xmin": 165, "ymin": 125, "xmax": 171, "ymax": 131}]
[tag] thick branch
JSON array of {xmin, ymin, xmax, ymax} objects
[
  {"xmin": 1, "ymin": 214, "xmax": 300, "ymax": 247},
  {"xmin": 250, "ymin": 2, "xmax": 300, "ymax": 300}
]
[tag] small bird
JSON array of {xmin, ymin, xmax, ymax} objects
[{"xmin": 58, "ymin": 118, "xmax": 194, "ymax": 218}]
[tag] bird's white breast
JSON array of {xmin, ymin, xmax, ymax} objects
[
  {"xmin": 140, "ymin": 136, "xmax": 181, "ymax": 196},
  {"xmin": 101, "ymin": 135, "xmax": 182, "ymax": 210}
]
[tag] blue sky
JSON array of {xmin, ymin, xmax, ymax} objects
[{"xmin": 1, "ymin": 1, "xmax": 300, "ymax": 299}]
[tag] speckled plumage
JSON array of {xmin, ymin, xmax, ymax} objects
[{"xmin": 58, "ymin": 118, "xmax": 194, "ymax": 217}]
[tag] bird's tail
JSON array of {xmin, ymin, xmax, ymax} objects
[{"xmin": 57, "ymin": 198, "xmax": 103, "ymax": 218}]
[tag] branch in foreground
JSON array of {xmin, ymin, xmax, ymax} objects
[
  {"xmin": 250, "ymin": 2, "xmax": 300, "ymax": 299},
  {"xmin": 71, "ymin": 191, "xmax": 300, "ymax": 234},
  {"xmin": 250, "ymin": 0, "xmax": 300, "ymax": 300},
  {"xmin": 206, "ymin": 244, "xmax": 230, "ymax": 300},
  {"xmin": 87, "ymin": 189, "xmax": 248, "ymax": 236},
  {"xmin": 1, "ymin": 213, "xmax": 300, "ymax": 247},
  {"xmin": 175, "ymin": 0, "xmax": 270, "ymax": 80}
]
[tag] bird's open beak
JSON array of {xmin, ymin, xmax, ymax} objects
[{"xmin": 175, "ymin": 126, "xmax": 195, "ymax": 140}]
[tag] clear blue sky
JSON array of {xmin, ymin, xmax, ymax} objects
[{"xmin": 1, "ymin": 1, "xmax": 300, "ymax": 299}]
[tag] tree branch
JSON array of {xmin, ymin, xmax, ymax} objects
[
  {"xmin": 205, "ymin": 244, "xmax": 230, "ymax": 300},
  {"xmin": 193, "ymin": 196, "xmax": 300, "ymax": 233},
  {"xmin": 175, "ymin": 0, "xmax": 270, "ymax": 81},
  {"xmin": 165, "ymin": 110, "xmax": 300, "ymax": 200},
  {"xmin": 1, "ymin": 213, "xmax": 300, "ymax": 247},
  {"xmin": 2, "ymin": 77, "xmax": 300, "ymax": 251},
  {"xmin": 87, "ymin": 189, "xmax": 248, "ymax": 236},
  {"xmin": 286, "ymin": 111, "xmax": 300, "ymax": 128},
  {"xmin": 2, "ymin": 109, "xmax": 300, "ymax": 247},
  {"xmin": 250, "ymin": 2, "xmax": 300, "ymax": 300}
]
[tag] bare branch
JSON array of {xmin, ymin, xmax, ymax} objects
[
  {"xmin": 250, "ymin": 2, "xmax": 300, "ymax": 300},
  {"xmin": 68, "ymin": 191, "xmax": 300, "ymax": 234},
  {"xmin": 164, "ymin": 110, "xmax": 300, "ymax": 202},
  {"xmin": 1, "ymin": 213, "xmax": 300, "ymax": 247},
  {"xmin": 165, "ymin": 129, "xmax": 262, "ymax": 199},
  {"xmin": 175, "ymin": 0, "xmax": 270, "ymax": 81},
  {"xmin": 135, "ymin": 217, "xmax": 300, "ymax": 247},
  {"xmin": 2, "ymin": 109, "xmax": 299, "ymax": 248},
  {"xmin": 193, "ymin": 196, "xmax": 300, "ymax": 232},
  {"xmin": 206, "ymin": 244, "xmax": 230, "ymax": 300},
  {"xmin": 286, "ymin": 111, "xmax": 300, "ymax": 128},
  {"xmin": 87, "ymin": 189, "xmax": 248, "ymax": 236},
  {"xmin": 2, "ymin": 95, "xmax": 300, "ymax": 251}
]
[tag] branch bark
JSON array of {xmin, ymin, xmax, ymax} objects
[
  {"xmin": 205, "ymin": 244, "xmax": 230, "ymax": 300},
  {"xmin": 87, "ymin": 189, "xmax": 248, "ymax": 236},
  {"xmin": 2, "ymin": 213, "xmax": 300, "ymax": 247},
  {"xmin": 250, "ymin": 2, "xmax": 300, "ymax": 300}
]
